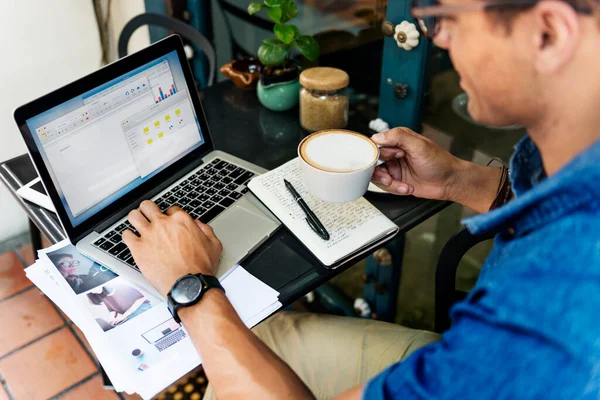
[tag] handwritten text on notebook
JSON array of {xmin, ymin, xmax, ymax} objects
[{"xmin": 249, "ymin": 159, "xmax": 398, "ymax": 266}]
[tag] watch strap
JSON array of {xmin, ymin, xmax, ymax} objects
[
  {"xmin": 167, "ymin": 292, "xmax": 182, "ymax": 323},
  {"xmin": 200, "ymin": 274, "xmax": 224, "ymax": 292}
]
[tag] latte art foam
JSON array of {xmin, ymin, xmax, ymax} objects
[{"xmin": 301, "ymin": 131, "xmax": 377, "ymax": 172}]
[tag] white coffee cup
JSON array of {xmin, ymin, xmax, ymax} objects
[{"xmin": 298, "ymin": 129, "xmax": 380, "ymax": 203}]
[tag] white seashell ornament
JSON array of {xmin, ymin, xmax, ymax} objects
[{"xmin": 394, "ymin": 21, "xmax": 420, "ymax": 51}]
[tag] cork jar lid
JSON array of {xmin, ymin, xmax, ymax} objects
[{"xmin": 300, "ymin": 67, "xmax": 349, "ymax": 91}]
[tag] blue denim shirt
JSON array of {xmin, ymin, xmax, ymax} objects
[{"xmin": 364, "ymin": 136, "xmax": 600, "ymax": 399}]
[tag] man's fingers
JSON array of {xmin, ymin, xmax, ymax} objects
[
  {"xmin": 194, "ymin": 220, "xmax": 222, "ymax": 248},
  {"xmin": 385, "ymin": 180, "xmax": 414, "ymax": 195},
  {"xmin": 379, "ymin": 147, "xmax": 405, "ymax": 160},
  {"xmin": 385, "ymin": 159, "xmax": 403, "ymax": 181},
  {"xmin": 139, "ymin": 200, "xmax": 162, "ymax": 222},
  {"xmin": 165, "ymin": 206, "xmax": 185, "ymax": 216},
  {"xmin": 371, "ymin": 127, "xmax": 420, "ymax": 150},
  {"xmin": 372, "ymin": 166, "xmax": 393, "ymax": 186},
  {"xmin": 194, "ymin": 220, "xmax": 217, "ymax": 239},
  {"xmin": 122, "ymin": 229, "xmax": 139, "ymax": 248},
  {"xmin": 166, "ymin": 207, "xmax": 214, "ymax": 244},
  {"xmin": 372, "ymin": 174, "xmax": 391, "ymax": 187},
  {"xmin": 128, "ymin": 209, "xmax": 150, "ymax": 234},
  {"xmin": 195, "ymin": 219, "xmax": 213, "ymax": 235}
]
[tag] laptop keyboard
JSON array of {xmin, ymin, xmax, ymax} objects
[
  {"xmin": 154, "ymin": 329, "xmax": 187, "ymax": 352},
  {"xmin": 91, "ymin": 158, "xmax": 254, "ymax": 270}
]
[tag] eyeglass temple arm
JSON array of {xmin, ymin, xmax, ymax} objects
[
  {"xmin": 412, "ymin": 2, "xmax": 486, "ymax": 18},
  {"xmin": 412, "ymin": 0, "xmax": 592, "ymax": 18}
]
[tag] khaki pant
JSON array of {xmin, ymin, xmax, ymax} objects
[{"xmin": 204, "ymin": 311, "xmax": 439, "ymax": 400}]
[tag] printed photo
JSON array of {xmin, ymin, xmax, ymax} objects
[
  {"xmin": 81, "ymin": 279, "xmax": 155, "ymax": 332},
  {"xmin": 47, "ymin": 244, "xmax": 117, "ymax": 295}
]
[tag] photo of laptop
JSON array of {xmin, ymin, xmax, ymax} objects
[
  {"xmin": 142, "ymin": 318, "xmax": 187, "ymax": 352},
  {"xmin": 14, "ymin": 35, "xmax": 280, "ymax": 296}
]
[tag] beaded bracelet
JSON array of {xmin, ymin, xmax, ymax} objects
[{"xmin": 487, "ymin": 158, "xmax": 513, "ymax": 211}]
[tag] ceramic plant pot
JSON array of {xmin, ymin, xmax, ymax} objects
[
  {"xmin": 220, "ymin": 57, "xmax": 262, "ymax": 90},
  {"xmin": 256, "ymin": 65, "xmax": 300, "ymax": 112}
]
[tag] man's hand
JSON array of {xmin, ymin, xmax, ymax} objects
[
  {"xmin": 371, "ymin": 127, "xmax": 502, "ymax": 213},
  {"xmin": 122, "ymin": 200, "xmax": 223, "ymax": 297},
  {"xmin": 371, "ymin": 127, "xmax": 462, "ymax": 200},
  {"xmin": 122, "ymin": 205, "xmax": 314, "ymax": 400}
]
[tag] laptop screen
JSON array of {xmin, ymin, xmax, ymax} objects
[
  {"xmin": 25, "ymin": 50, "xmax": 205, "ymax": 227},
  {"xmin": 142, "ymin": 318, "xmax": 181, "ymax": 343}
]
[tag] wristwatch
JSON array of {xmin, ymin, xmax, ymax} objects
[{"xmin": 167, "ymin": 273, "xmax": 224, "ymax": 323}]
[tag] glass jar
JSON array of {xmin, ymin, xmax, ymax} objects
[{"xmin": 299, "ymin": 67, "xmax": 350, "ymax": 132}]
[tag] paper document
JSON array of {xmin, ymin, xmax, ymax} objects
[
  {"xmin": 248, "ymin": 158, "xmax": 399, "ymax": 266},
  {"xmin": 26, "ymin": 240, "xmax": 281, "ymax": 399}
]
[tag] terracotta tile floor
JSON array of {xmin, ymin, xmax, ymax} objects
[
  {"xmin": 0, "ymin": 328, "xmax": 97, "ymax": 399},
  {"xmin": 0, "ymin": 252, "xmax": 32, "ymax": 300},
  {"xmin": 59, "ymin": 376, "xmax": 119, "ymax": 400},
  {"xmin": 0, "ymin": 288, "xmax": 63, "ymax": 357},
  {"xmin": 0, "ymin": 245, "xmax": 122, "ymax": 400}
]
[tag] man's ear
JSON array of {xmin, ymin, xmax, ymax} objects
[{"xmin": 532, "ymin": 0, "xmax": 580, "ymax": 73}]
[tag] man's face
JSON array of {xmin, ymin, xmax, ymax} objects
[{"xmin": 433, "ymin": 0, "xmax": 539, "ymax": 127}]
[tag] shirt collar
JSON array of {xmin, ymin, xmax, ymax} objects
[{"xmin": 463, "ymin": 135, "xmax": 600, "ymax": 235}]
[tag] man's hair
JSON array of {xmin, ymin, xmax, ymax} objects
[
  {"xmin": 489, "ymin": 0, "xmax": 599, "ymax": 32},
  {"xmin": 48, "ymin": 253, "xmax": 72, "ymax": 268}
]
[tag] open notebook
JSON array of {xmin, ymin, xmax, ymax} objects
[{"xmin": 248, "ymin": 158, "xmax": 399, "ymax": 268}]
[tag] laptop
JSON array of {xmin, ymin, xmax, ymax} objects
[
  {"xmin": 142, "ymin": 318, "xmax": 187, "ymax": 352},
  {"xmin": 14, "ymin": 35, "xmax": 280, "ymax": 296}
]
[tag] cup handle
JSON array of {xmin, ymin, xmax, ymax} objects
[{"xmin": 376, "ymin": 144, "xmax": 385, "ymax": 166}]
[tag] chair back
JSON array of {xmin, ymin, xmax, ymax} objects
[
  {"xmin": 118, "ymin": 13, "xmax": 216, "ymax": 87},
  {"xmin": 435, "ymin": 227, "xmax": 495, "ymax": 333},
  {"xmin": 215, "ymin": 0, "xmax": 274, "ymax": 59}
]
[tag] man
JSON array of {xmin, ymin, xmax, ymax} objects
[{"xmin": 122, "ymin": 0, "xmax": 600, "ymax": 397}]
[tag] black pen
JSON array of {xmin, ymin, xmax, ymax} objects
[{"xmin": 283, "ymin": 179, "xmax": 330, "ymax": 241}]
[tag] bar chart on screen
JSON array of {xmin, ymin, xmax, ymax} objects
[
  {"xmin": 155, "ymin": 84, "xmax": 178, "ymax": 102},
  {"xmin": 147, "ymin": 59, "xmax": 179, "ymax": 103},
  {"xmin": 151, "ymin": 76, "xmax": 178, "ymax": 103}
]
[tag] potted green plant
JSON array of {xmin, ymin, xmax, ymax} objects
[{"xmin": 248, "ymin": 0, "xmax": 319, "ymax": 111}]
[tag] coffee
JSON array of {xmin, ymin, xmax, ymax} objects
[
  {"xmin": 298, "ymin": 129, "xmax": 380, "ymax": 202},
  {"xmin": 300, "ymin": 130, "xmax": 378, "ymax": 173}
]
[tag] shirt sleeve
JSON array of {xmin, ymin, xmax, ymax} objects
[
  {"xmin": 364, "ymin": 216, "xmax": 598, "ymax": 400},
  {"xmin": 362, "ymin": 312, "xmax": 583, "ymax": 400}
]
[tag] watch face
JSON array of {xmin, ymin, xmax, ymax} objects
[{"xmin": 171, "ymin": 275, "xmax": 202, "ymax": 305}]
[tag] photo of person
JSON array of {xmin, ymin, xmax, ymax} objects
[
  {"xmin": 83, "ymin": 280, "xmax": 154, "ymax": 332},
  {"xmin": 47, "ymin": 244, "xmax": 117, "ymax": 294}
]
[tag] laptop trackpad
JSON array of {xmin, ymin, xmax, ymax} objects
[{"xmin": 210, "ymin": 206, "xmax": 277, "ymax": 265}]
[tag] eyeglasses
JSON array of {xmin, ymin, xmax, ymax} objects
[
  {"xmin": 58, "ymin": 259, "xmax": 80, "ymax": 269},
  {"xmin": 411, "ymin": 0, "xmax": 592, "ymax": 39}
]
